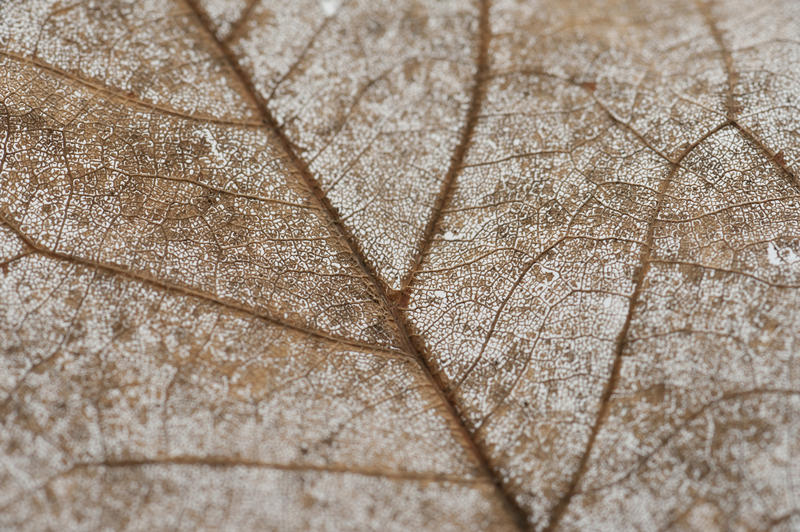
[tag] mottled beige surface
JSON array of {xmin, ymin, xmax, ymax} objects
[{"xmin": 0, "ymin": 0, "xmax": 798, "ymax": 530}]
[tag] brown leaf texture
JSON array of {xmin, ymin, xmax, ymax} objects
[{"xmin": 0, "ymin": 0, "xmax": 798, "ymax": 530}]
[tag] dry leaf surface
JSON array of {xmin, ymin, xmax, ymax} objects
[{"xmin": 0, "ymin": 0, "xmax": 798, "ymax": 530}]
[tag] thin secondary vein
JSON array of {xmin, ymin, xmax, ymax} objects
[
  {"xmin": 0, "ymin": 213, "xmax": 407, "ymax": 359},
  {"xmin": 0, "ymin": 50, "xmax": 264, "ymax": 127},
  {"xmin": 0, "ymin": 456, "xmax": 492, "ymax": 514},
  {"xmin": 695, "ymin": 2, "xmax": 800, "ymax": 195},
  {"xmin": 734, "ymin": 121, "xmax": 800, "ymax": 193},
  {"xmin": 63, "ymin": 456, "xmax": 493, "ymax": 484},
  {"xmin": 696, "ymin": 0, "xmax": 737, "ymax": 120},
  {"xmin": 223, "ymin": 0, "xmax": 260, "ymax": 43}
]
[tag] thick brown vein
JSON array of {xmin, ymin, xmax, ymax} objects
[
  {"xmin": 397, "ymin": 0, "xmax": 492, "ymax": 306},
  {"xmin": 183, "ymin": 1, "xmax": 529, "ymax": 528},
  {"xmin": 0, "ymin": 212, "xmax": 406, "ymax": 359},
  {"xmin": 543, "ymin": 120, "xmax": 731, "ymax": 532}
]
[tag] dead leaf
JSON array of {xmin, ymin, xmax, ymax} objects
[{"xmin": 0, "ymin": 0, "xmax": 798, "ymax": 530}]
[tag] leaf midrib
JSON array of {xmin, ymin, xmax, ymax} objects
[{"xmin": 183, "ymin": 0, "xmax": 531, "ymax": 529}]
